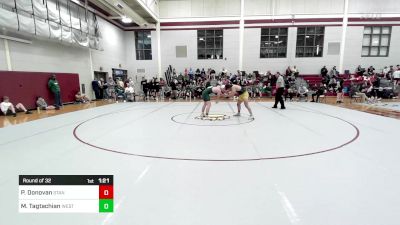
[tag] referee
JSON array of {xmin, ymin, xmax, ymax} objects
[{"xmin": 272, "ymin": 73, "xmax": 286, "ymax": 109}]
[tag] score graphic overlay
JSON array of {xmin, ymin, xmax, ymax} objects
[{"xmin": 19, "ymin": 175, "xmax": 113, "ymax": 213}]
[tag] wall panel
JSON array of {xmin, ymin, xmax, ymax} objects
[
  {"xmin": 0, "ymin": 71, "xmax": 80, "ymax": 109},
  {"xmin": 160, "ymin": 29, "xmax": 239, "ymax": 74}
]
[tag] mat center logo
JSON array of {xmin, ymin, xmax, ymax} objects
[{"xmin": 194, "ymin": 114, "xmax": 231, "ymax": 121}]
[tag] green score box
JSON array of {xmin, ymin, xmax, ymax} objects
[{"xmin": 99, "ymin": 199, "xmax": 114, "ymax": 213}]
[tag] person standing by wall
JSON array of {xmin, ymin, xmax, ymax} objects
[
  {"xmin": 272, "ymin": 73, "xmax": 286, "ymax": 109},
  {"xmin": 48, "ymin": 74, "xmax": 62, "ymax": 110}
]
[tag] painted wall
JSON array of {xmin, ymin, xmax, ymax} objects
[
  {"xmin": 0, "ymin": 40, "xmax": 7, "ymax": 70},
  {"xmin": 348, "ymin": 0, "xmax": 400, "ymax": 13},
  {"xmin": 124, "ymin": 30, "xmax": 159, "ymax": 80},
  {"xmin": 242, "ymin": 26, "xmax": 343, "ymax": 74},
  {"xmin": 160, "ymin": 29, "xmax": 239, "ymax": 74},
  {"xmin": 7, "ymin": 39, "xmax": 91, "ymax": 94},
  {"xmin": 91, "ymin": 18, "xmax": 128, "ymax": 79},
  {"xmin": 244, "ymin": 0, "xmax": 344, "ymax": 16},
  {"xmin": 0, "ymin": 71, "xmax": 80, "ymax": 109},
  {"xmin": 0, "ymin": 17, "xmax": 128, "ymax": 99},
  {"xmin": 160, "ymin": 0, "xmax": 400, "ymax": 17},
  {"xmin": 159, "ymin": 0, "xmax": 240, "ymax": 18},
  {"xmin": 343, "ymin": 26, "xmax": 400, "ymax": 73}
]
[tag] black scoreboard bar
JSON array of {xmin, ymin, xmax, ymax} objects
[{"xmin": 19, "ymin": 175, "xmax": 113, "ymax": 185}]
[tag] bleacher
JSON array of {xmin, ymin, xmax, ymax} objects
[{"xmin": 300, "ymin": 74, "xmax": 353, "ymax": 96}]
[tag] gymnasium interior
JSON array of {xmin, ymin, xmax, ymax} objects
[{"xmin": 1, "ymin": 0, "xmax": 400, "ymax": 224}]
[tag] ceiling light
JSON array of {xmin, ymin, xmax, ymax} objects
[{"xmin": 121, "ymin": 16, "xmax": 132, "ymax": 23}]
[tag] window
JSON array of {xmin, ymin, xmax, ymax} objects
[
  {"xmin": 197, "ymin": 30, "xmax": 223, "ymax": 59},
  {"xmin": 296, "ymin": 26, "xmax": 324, "ymax": 57},
  {"xmin": 135, "ymin": 31, "xmax": 152, "ymax": 60},
  {"xmin": 362, "ymin": 26, "xmax": 391, "ymax": 57},
  {"xmin": 260, "ymin": 28, "xmax": 288, "ymax": 58}
]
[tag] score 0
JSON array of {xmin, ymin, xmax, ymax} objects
[{"xmin": 99, "ymin": 185, "xmax": 113, "ymax": 213}]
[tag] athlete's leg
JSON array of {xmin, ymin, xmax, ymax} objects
[
  {"xmin": 205, "ymin": 101, "xmax": 211, "ymax": 115},
  {"xmin": 244, "ymin": 100, "xmax": 253, "ymax": 117},
  {"xmin": 234, "ymin": 100, "xmax": 242, "ymax": 116},
  {"xmin": 201, "ymin": 101, "xmax": 207, "ymax": 116}
]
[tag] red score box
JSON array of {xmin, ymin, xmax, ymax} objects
[{"xmin": 99, "ymin": 185, "xmax": 113, "ymax": 199}]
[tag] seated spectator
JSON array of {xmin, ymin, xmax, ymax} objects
[
  {"xmin": 1, "ymin": 96, "xmax": 31, "ymax": 117},
  {"xmin": 297, "ymin": 84, "xmax": 309, "ymax": 101},
  {"xmin": 124, "ymin": 84, "xmax": 135, "ymax": 102},
  {"xmin": 261, "ymin": 83, "xmax": 272, "ymax": 97},
  {"xmin": 311, "ymin": 84, "xmax": 326, "ymax": 102},
  {"xmin": 75, "ymin": 92, "xmax": 90, "ymax": 103},
  {"xmin": 36, "ymin": 97, "xmax": 56, "ymax": 110},
  {"xmin": 115, "ymin": 78, "xmax": 126, "ymax": 101},
  {"xmin": 353, "ymin": 83, "xmax": 367, "ymax": 103},
  {"xmin": 285, "ymin": 86, "xmax": 296, "ymax": 101}
]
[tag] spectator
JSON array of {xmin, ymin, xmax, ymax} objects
[
  {"xmin": 353, "ymin": 83, "xmax": 368, "ymax": 103},
  {"xmin": 336, "ymin": 86, "xmax": 344, "ymax": 103},
  {"xmin": 311, "ymin": 83, "xmax": 326, "ymax": 102},
  {"xmin": 171, "ymin": 79, "xmax": 178, "ymax": 100},
  {"xmin": 393, "ymin": 68, "xmax": 400, "ymax": 85},
  {"xmin": 200, "ymin": 68, "xmax": 206, "ymax": 78},
  {"xmin": 329, "ymin": 66, "xmax": 338, "ymax": 78},
  {"xmin": 140, "ymin": 77, "xmax": 148, "ymax": 100},
  {"xmin": 36, "ymin": 96, "xmax": 56, "ymax": 110},
  {"xmin": 75, "ymin": 91, "xmax": 90, "ymax": 103},
  {"xmin": 382, "ymin": 66, "xmax": 389, "ymax": 78},
  {"xmin": 292, "ymin": 65, "xmax": 299, "ymax": 77},
  {"xmin": 285, "ymin": 66, "xmax": 292, "ymax": 77},
  {"xmin": 355, "ymin": 65, "xmax": 364, "ymax": 76},
  {"xmin": 1, "ymin": 96, "xmax": 31, "ymax": 117},
  {"xmin": 115, "ymin": 78, "xmax": 126, "ymax": 101},
  {"xmin": 91, "ymin": 78, "xmax": 101, "ymax": 100},
  {"xmin": 105, "ymin": 77, "xmax": 116, "ymax": 100},
  {"xmin": 159, "ymin": 78, "xmax": 166, "ymax": 99},
  {"xmin": 321, "ymin": 66, "xmax": 328, "ymax": 77},
  {"xmin": 188, "ymin": 68, "xmax": 194, "ymax": 80},
  {"xmin": 328, "ymin": 76, "xmax": 337, "ymax": 91},
  {"xmin": 297, "ymin": 84, "xmax": 308, "ymax": 101},
  {"xmin": 99, "ymin": 78, "xmax": 105, "ymax": 99},
  {"xmin": 124, "ymin": 84, "xmax": 135, "ymax": 102},
  {"xmin": 48, "ymin": 74, "xmax": 62, "ymax": 109},
  {"xmin": 285, "ymin": 86, "xmax": 296, "ymax": 101},
  {"xmin": 150, "ymin": 77, "xmax": 160, "ymax": 100},
  {"xmin": 367, "ymin": 66, "xmax": 375, "ymax": 76}
]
